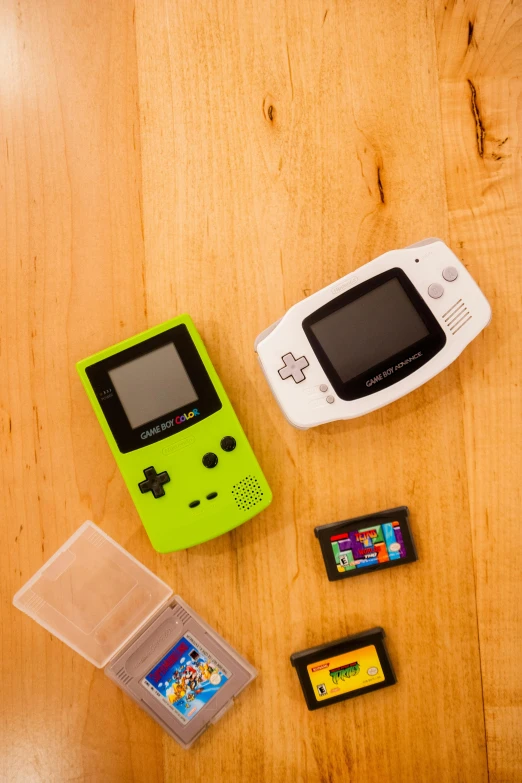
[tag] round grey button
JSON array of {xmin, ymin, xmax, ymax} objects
[
  {"xmin": 326, "ymin": 395, "xmax": 335, "ymax": 404},
  {"xmin": 428, "ymin": 282, "xmax": 444, "ymax": 299},
  {"xmin": 442, "ymin": 266, "xmax": 458, "ymax": 282},
  {"xmin": 319, "ymin": 384, "xmax": 328, "ymax": 392}
]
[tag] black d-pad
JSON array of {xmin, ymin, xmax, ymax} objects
[{"xmin": 139, "ymin": 466, "xmax": 170, "ymax": 498}]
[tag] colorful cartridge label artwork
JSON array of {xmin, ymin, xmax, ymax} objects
[
  {"xmin": 307, "ymin": 645, "xmax": 384, "ymax": 701},
  {"xmin": 141, "ymin": 632, "xmax": 231, "ymax": 725},
  {"xmin": 331, "ymin": 520, "xmax": 406, "ymax": 572}
]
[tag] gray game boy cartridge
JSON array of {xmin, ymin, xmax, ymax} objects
[{"xmin": 13, "ymin": 522, "xmax": 256, "ymax": 749}]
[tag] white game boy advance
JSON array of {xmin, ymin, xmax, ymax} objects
[{"xmin": 255, "ymin": 239, "xmax": 491, "ymax": 429}]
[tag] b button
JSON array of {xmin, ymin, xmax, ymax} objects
[
  {"xmin": 202, "ymin": 452, "xmax": 219, "ymax": 468},
  {"xmin": 428, "ymin": 283, "xmax": 444, "ymax": 299}
]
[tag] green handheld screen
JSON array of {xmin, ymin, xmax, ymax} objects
[{"xmin": 77, "ymin": 315, "xmax": 272, "ymax": 552}]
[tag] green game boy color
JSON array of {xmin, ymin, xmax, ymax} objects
[{"xmin": 77, "ymin": 316, "xmax": 272, "ymax": 552}]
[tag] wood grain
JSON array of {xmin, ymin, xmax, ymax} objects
[
  {"xmin": 0, "ymin": 1, "xmax": 155, "ymax": 781},
  {"xmin": 435, "ymin": 2, "xmax": 522, "ymax": 780},
  {"xmin": 1, "ymin": 0, "xmax": 520, "ymax": 781}
]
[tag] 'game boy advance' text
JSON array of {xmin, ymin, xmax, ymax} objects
[{"xmin": 365, "ymin": 352, "xmax": 423, "ymax": 388}]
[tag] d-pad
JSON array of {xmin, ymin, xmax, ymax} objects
[
  {"xmin": 139, "ymin": 466, "xmax": 170, "ymax": 498},
  {"xmin": 278, "ymin": 352, "xmax": 309, "ymax": 383}
]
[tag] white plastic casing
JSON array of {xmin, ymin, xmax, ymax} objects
[{"xmin": 255, "ymin": 239, "xmax": 491, "ymax": 429}]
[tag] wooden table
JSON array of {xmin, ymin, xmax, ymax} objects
[{"xmin": 2, "ymin": 1, "xmax": 521, "ymax": 781}]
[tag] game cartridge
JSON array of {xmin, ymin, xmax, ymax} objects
[
  {"xmin": 290, "ymin": 627, "xmax": 396, "ymax": 710},
  {"xmin": 13, "ymin": 522, "xmax": 256, "ymax": 749},
  {"xmin": 315, "ymin": 506, "xmax": 417, "ymax": 581}
]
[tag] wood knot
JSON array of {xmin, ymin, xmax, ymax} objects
[
  {"xmin": 263, "ymin": 94, "xmax": 277, "ymax": 124},
  {"xmin": 377, "ymin": 166, "xmax": 385, "ymax": 204},
  {"xmin": 468, "ymin": 79, "xmax": 485, "ymax": 158},
  {"xmin": 467, "ymin": 20, "xmax": 474, "ymax": 47}
]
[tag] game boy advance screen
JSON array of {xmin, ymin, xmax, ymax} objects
[
  {"xmin": 109, "ymin": 343, "xmax": 198, "ymax": 429},
  {"xmin": 310, "ymin": 278, "xmax": 429, "ymax": 382}
]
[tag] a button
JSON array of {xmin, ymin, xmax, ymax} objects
[
  {"xmin": 428, "ymin": 283, "xmax": 444, "ymax": 299},
  {"xmin": 138, "ymin": 466, "xmax": 170, "ymax": 498},
  {"xmin": 319, "ymin": 384, "xmax": 328, "ymax": 392},
  {"xmin": 442, "ymin": 266, "xmax": 458, "ymax": 282},
  {"xmin": 202, "ymin": 452, "xmax": 218, "ymax": 468},
  {"xmin": 220, "ymin": 436, "xmax": 236, "ymax": 452},
  {"xmin": 189, "ymin": 500, "xmax": 200, "ymax": 508},
  {"xmin": 206, "ymin": 492, "xmax": 218, "ymax": 500},
  {"xmin": 278, "ymin": 352, "xmax": 309, "ymax": 383},
  {"xmin": 326, "ymin": 395, "xmax": 335, "ymax": 404}
]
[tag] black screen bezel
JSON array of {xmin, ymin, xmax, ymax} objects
[
  {"xmin": 85, "ymin": 324, "xmax": 222, "ymax": 453},
  {"xmin": 302, "ymin": 267, "xmax": 446, "ymax": 401}
]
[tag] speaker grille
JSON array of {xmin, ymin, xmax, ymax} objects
[
  {"xmin": 442, "ymin": 299, "xmax": 472, "ymax": 335},
  {"xmin": 232, "ymin": 475, "xmax": 265, "ymax": 511}
]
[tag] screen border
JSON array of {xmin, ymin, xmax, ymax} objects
[
  {"xmin": 86, "ymin": 323, "xmax": 222, "ymax": 453},
  {"xmin": 302, "ymin": 267, "xmax": 446, "ymax": 401}
]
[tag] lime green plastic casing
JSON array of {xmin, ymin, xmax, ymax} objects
[{"xmin": 77, "ymin": 315, "xmax": 272, "ymax": 552}]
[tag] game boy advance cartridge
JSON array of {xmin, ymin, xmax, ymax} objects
[
  {"xmin": 13, "ymin": 522, "xmax": 256, "ymax": 749},
  {"xmin": 291, "ymin": 628, "xmax": 396, "ymax": 710},
  {"xmin": 315, "ymin": 506, "xmax": 417, "ymax": 581}
]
